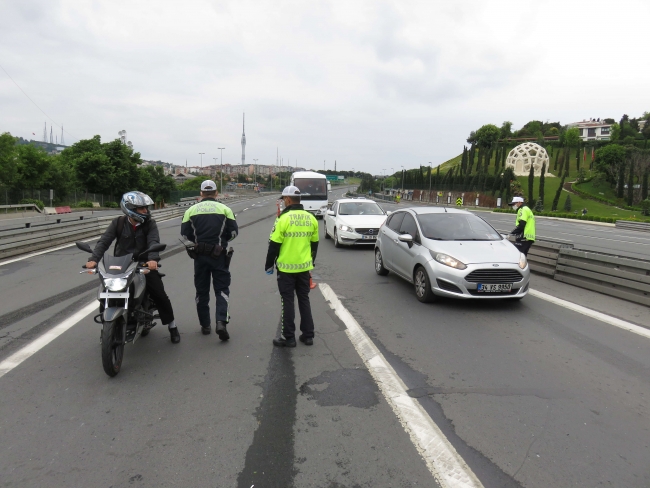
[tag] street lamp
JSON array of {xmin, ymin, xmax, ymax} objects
[
  {"xmin": 382, "ymin": 169, "xmax": 386, "ymax": 193},
  {"xmin": 199, "ymin": 152, "xmax": 205, "ymax": 169},
  {"xmin": 253, "ymin": 159, "xmax": 258, "ymax": 191},
  {"xmin": 218, "ymin": 147, "xmax": 225, "ymax": 193}
]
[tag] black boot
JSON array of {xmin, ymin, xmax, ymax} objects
[
  {"xmin": 273, "ymin": 336, "xmax": 296, "ymax": 347},
  {"xmin": 216, "ymin": 321, "xmax": 229, "ymax": 341},
  {"xmin": 169, "ymin": 326, "xmax": 180, "ymax": 344},
  {"xmin": 299, "ymin": 335, "xmax": 313, "ymax": 346}
]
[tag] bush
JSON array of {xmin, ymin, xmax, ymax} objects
[
  {"xmin": 563, "ymin": 194, "xmax": 572, "ymax": 212},
  {"xmin": 640, "ymin": 199, "xmax": 650, "ymax": 216},
  {"xmin": 19, "ymin": 198, "xmax": 44, "ymax": 210},
  {"xmin": 73, "ymin": 200, "xmax": 95, "ymax": 208},
  {"xmin": 104, "ymin": 201, "xmax": 119, "ymax": 208}
]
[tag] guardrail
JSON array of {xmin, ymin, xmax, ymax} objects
[
  {"xmin": 0, "ymin": 207, "xmax": 185, "ymax": 260},
  {"xmin": 554, "ymin": 249, "xmax": 650, "ymax": 306},
  {"xmin": 1, "ymin": 204, "xmax": 42, "ymax": 214},
  {"xmin": 615, "ymin": 220, "xmax": 650, "ymax": 232},
  {"xmin": 507, "ymin": 237, "xmax": 574, "ymax": 277}
]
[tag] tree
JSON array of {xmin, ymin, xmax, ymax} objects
[
  {"xmin": 534, "ymin": 199, "xmax": 544, "ymax": 212},
  {"xmin": 527, "ymin": 164, "xmax": 534, "ymax": 204},
  {"xmin": 491, "ymin": 172, "xmax": 501, "ymax": 196},
  {"xmin": 553, "ymin": 147, "xmax": 561, "ymax": 171},
  {"xmin": 551, "ymin": 173, "xmax": 566, "ymax": 211},
  {"xmin": 0, "ymin": 132, "xmax": 18, "ymax": 188},
  {"xmin": 563, "ymin": 194, "xmax": 572, "ymax": 212},
  {"xmin": 500, "ymin": 121, "xmax": 513, "ymax": 139},
  {"xmin": 617, "ymin": 160, "xmax": 626, "ymax": 198},
  {"xmin": 642, "ymin": 168, "xmax": 649, "ymax": 202},
  {"xmin": 610, "ymin": 123, "xmax": 621, "ymax": 142},
  {"xmin": 475, "ymin": 124, "xmax": 501, "ymax": 150},
  {"xmin": 538, "ymin": 162, "xmax": 546, "ymax": 205},
  {"xmin": 594, "ymin": 144, "xmax": 626, "ymax": 186}
]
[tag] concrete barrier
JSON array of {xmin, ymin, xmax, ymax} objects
[
  {"xmin": 554, "ymin": 248, "xmax": 650, "ymax": 306},
  {"xmin": 55, "ymin": 206, "xmax": 72, "ymax": 214},
  {"xmin": 615, "ymin": 220, "xmax": 650, "ymax": 232},
  {"xmin": 0, "ymin": 207, "xmax": 185, "ymax": 260}
]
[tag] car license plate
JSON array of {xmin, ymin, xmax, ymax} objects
[
  {"xmin": 477, "ymin": 283, "xmax": 512, "ymax": 292},
  {"xmin": 362, "ymin": 235, "xmax": 377, "ymax": 240}
]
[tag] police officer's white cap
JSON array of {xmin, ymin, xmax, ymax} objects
[
  {"xmin": 281, "ymin": 186, "xmax": 301, "ymax": 196},
  {"xmin": 201, "ymin": 180, "xmax": 217, "ymax": 191},
  {"xmin": 508, "ymin": 196, "xmax": 524, "ymax": 205}
]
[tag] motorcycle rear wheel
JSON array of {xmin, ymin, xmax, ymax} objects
[{"xmin": 101, "ymin": 318, "xmax": 125, "ymax": 377}]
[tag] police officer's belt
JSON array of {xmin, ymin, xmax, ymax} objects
[{"xmin": 196, "ymin": 242, "xmax": 223, "ymax": 258}]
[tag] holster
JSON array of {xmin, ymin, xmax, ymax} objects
[
  {"xmin": 186, "ymin": 247, "xmax": 197, "ymax": 259},
  {"xmin": 225, "ymin": 247, "xmax": 234, "ymax": 267},
  {"xmin": 196, "ymin": 242, "xmax": 223, "ymax": 259}
]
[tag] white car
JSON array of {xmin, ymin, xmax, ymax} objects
[{"xmin": 324, "ymin": 198, "xmax": 387, "ymax": 247}]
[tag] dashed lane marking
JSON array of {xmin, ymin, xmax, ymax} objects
[
  {"xmin": 319, "ymin": 283, "xmax": 483, "ymax": 488},
  {"xmin": 0, "ymin": 301, "xmax": 97, "ymax": 379},
  {"xmin": 529, "ymin": 289, "xmax": 650, "ymax": 339}
]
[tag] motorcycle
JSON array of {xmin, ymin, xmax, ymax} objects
[{"xmin": 76, "ymin": 241, "xmax": 166, "ymax": 377}]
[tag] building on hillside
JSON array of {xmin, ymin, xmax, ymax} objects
[
  {"xmin": 172, "ymin": 173, "xmax": 197, "ymax": 183},
  {"xmin": 567, "ymin": 119, "xmax": 612, "ymax": 141}
]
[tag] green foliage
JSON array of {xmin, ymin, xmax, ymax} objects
[
  {"xmin": 500, "ymin": 121, "xmax": 513, "ymax": 139},
  {"xmin": 19, "ymin": 198, "xmax": 44, "ymax": 209},
  {"xmin": 74, "ymin": 200, "xmax": 95, "ymax": 208},
  {"xmin": 538, "ymin": 163, "xmax": 546, "ymax": 204},
  {"xmin": 563, "ymin": 194, "xmax": 572, "ymax": 212},
  {"xmin": 641, "ymin": 199, "xmax": 650, "ymax": 216},
  {"xmin": 551, "ymin": 173, "xmax": 566, "ymax": 211},
  {"xmin": 594, "ymin": 144, "xmax": 626, "ymax": 185},
  {"xmin": 627, "ymin": 162, "xmax": 635, "ymax": 207},
  {"xmin": 474, "ymin": 124, "xmax": 501, "ymax": 148},
  {"xmin": 527, "ymin": 164, "xmax": 534, "ymax": 205},
  {"xmin": 564, "ymin": 128, "xmax": 581, "ymax": 148},
  {"xmin": 534, "ymin": 199, "xmax": 544, "ymax": 212},
  {"xmin": 104, "ymin": 201, "xmax": 119, "ymax": 208}
]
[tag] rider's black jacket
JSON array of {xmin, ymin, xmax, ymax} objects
[{"xmin": 89, "ymin": 216, "xmax": 161, "ymax": 263}]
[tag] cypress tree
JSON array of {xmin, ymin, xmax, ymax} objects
[
  {"xmin": 553, "ymin": 147, "xmax": 561, "ymax": 171},
  {"xmin": 576, "ymin": 146, "xmax": 581, "ymax": 173},
  {"xmin": 616, "ymin": 161, "xmax": 626, "ymax": 198},
  {"xmin": 501, "ymin": 145, "xmax": 508, "ymax": 168},
  {"xmin": 491, "ymin": 173, "xmax": 501, "ymax": 196},
  {"xmin": 470, "ymin": 174, "xmax": 478, "ymax": 191},
  {"xmin": 627, "ymin": 162, "xmax": 635, "ymax": 206},
  {"xmin": 527, "ymin": 164, "xmax": 535, "ymax": 205},
  {"xmin": 463, "ymin": 173, "xmax": 472, "ymax": 191},
  {"xmin": 563, "ymin": 194, "xmax": 572, "ymax": 212},
  {"xmin": 551, "ymin": 172, "xmax": 566, "ymax": 211},
  {"xmin": 468, "ymin": 145, "xmax": 475, "ymax": 174},
  {"xmin": 460, "ymin": 147, "xmax": 467, "ymax": 175},
  {"xmin": 539, "ymin": 162, "xmax": 546, "ymax": 205},
  {"xmin": 642, "ymin": 168, "xmax": 649, "ymax": 201}
]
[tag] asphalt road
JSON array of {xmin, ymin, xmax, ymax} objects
[{"xmin": 1, "ymin": 189, "xmax": 649, "ymax": 487}]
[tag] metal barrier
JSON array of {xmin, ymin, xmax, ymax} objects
[
  {"xmin": 615, "ymin": 220, "xmax": 650, "ymax": 232},
  {"xmin": 0, "ymin": 204, "xmax": 42, "ymax": 214},
  {"xmin": 512, "ymin": 237, "xmax": 574, "ymax": 277},
  {"xmin": 0, "ymin": 207, "xmax": 185, "ymax": 260},
  {"xmin": 554, "ymin": 249, "xmax": 650, "ymax": 306}
]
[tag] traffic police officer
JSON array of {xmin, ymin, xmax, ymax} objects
[
  {"xmin": 265, "ymin": 186, "xmax": 319, "ymax": 347},
  {"xmin": 181, "ymin": 180, "xmax": 238, "ymax": 340},
  {"xmin": 508, "ymin": 196, "xmax": 536, "ymax": 256}
]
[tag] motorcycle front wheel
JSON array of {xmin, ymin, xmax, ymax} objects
[{"xmin": 101, "ymin": 317, "xmax": 125, "ymax": 377}]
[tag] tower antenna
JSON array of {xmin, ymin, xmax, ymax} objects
[
  {"xmin": 43, "ymin": 122, "xmax": 47, "ymax": 143},
  {"xmin": 49, "ymin": 126, "xmax": 53, "ymax": 144},
  {"xmin": 241, "ymin": 112, "xmax": 246, "ymax": 165},
  {"xmin": 61, "ymin": 125, "xmax": 65, "ymax": 146}
]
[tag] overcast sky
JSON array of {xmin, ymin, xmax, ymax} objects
[{"xmin": 1, "ymin": 0, "xmax": 648, "ymax": 174}]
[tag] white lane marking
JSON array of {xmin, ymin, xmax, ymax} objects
[
  {"xmin": 319, "ymin": 283, "xmax": 483, "ymax": 488},
  {"xmin": 0, "ymin": 236, "xmax": 98, "ymax": 267},
  {"xmin": 0, "ymin": 301, "xmax": 97, "ymax": 379},
  {"xmin": 529, "ymin": 289, "xmax": 650, "ymax": 339}
]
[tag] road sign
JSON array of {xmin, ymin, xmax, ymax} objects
[
  {"xmin": 326, "ymin": 175, "xmax": 339, "ymax": 181},
  {"xmin": 456, "ymin": 198, "xmax": 463, "ymax": 206}
]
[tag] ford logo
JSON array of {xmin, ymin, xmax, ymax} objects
[{"xmin": 492, "ymin": 264, "xmax": 499, "ymax": 267}]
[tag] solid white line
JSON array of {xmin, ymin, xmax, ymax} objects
[
  {"xmin": 529, "ymin": 289, "xmax": 650, "ymax": 339},
  {"xmin": 319, "ymin": 283, "xmax": 483, "ymax": 488},
  {"xmin": 0, "ymin": 301, "xmax": 97, "ymax": 379}
]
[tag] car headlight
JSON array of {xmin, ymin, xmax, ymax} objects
[
  {"xmin": 430, "ymin": 251, "xmax": 467, "ymax": 270},
  {"xmin": 519, "ymin": 253, "xmax": 527, "ymax": 269},
  {"xmin": 339, "ymin": 224, "xmax": 355, "ymax": 233},
  {"xmin": 104, "ymin": 278, "xmax": 128, "ymax": 291}
]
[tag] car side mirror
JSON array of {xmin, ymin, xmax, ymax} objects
[
  {"xmin": 398, "ymin": 234, "xmax": 413, "ymax": 243},
  {"xmin": 327, "ymin": 210, "xmax": 335, "ymax": 216}
]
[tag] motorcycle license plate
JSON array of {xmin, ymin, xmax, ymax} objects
[
  {"xmin": 99, "ymin": 292, "xmax": 130, "ymax": 299},
  {"xmin": 477, "ymin": 283, "xmax": 512, "ymax": 293},
  {"xmin": 362, "ymin": 235, "xmax": 377, "ymax": 240}
]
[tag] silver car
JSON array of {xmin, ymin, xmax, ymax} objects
[{"xmin": 374, "ymin": 207, "xmax": 530, "ymax": 302}]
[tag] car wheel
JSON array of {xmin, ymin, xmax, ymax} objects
[
  {"xmin": 334, "ymin": 229, "xmax": 341, "ymax": 248},
  {"xmin": 324, "ymin": 225, "xmax": 331, "ymax": 239},
  {"xmin": 414, "ymin": 266, "xmax": 436, "ymax": 303},
  {"xmin": 375, "ymin": 249, "xmax": 389, "ymax": 276}
]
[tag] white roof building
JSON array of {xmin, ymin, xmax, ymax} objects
[{"xmin": 567, "ymin": 119, "xmax": 612, "ymax": 141}]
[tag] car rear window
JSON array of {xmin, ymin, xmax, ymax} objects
[
  {"xmin": 338, "ymin": 202, "xmax": 384, "ymax": 215},
  {"xmin": 416, "ymin": 213, "xmax": 502, "ymax": 241}
]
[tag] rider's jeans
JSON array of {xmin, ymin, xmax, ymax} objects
[{"xmin": 145, "ymin": 271, "xmax": 175, "ymax": 325}]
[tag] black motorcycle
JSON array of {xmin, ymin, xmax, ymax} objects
[{"xmin": 76, "ymin": 241, "xmax": 166, "ymax": 377}]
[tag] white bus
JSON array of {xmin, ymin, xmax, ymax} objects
[{"xmin": 290, "ymin": 171, "xmax": 331, "ymax": 218}]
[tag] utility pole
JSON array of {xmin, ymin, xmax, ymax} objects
[
  {"xmin": 199, "ymin": 152, "xmax": 205, "ymax": 170},
  {"xmin": 428, "ymin": 162, "xmax": 433, "ymax": 203},
  {"xmin": 218, "ymin": 148, "xmax": 225, "ymax": 193},
  {"xmin": 253, "ymin": 159, "xmax": 258, "ymax": 191},
  {"xmin": 213, "ymin": 157, "xmax": 218, "ymax": 183}
]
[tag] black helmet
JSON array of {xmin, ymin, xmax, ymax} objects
[{"xmin": 120, "ymin": 191, "xmax": 154, "ymax": 224}]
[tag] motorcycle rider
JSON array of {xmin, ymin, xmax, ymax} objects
[
  {"xmin": 85, "ymin": 191, "xmax": 180, "ymax": 344},
  {"xmin": 508, "ymin": 196, "xmax": 536, "ymax": 256},
  {"xmin": 181, "ymin": 180, "xmax": 238, "ymax": 340}
]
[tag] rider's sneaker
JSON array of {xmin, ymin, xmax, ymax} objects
[{"xmin": 169, "ymin": 326, "xmax": 180, "ymax": 344}]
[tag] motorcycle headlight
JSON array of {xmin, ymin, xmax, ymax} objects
[
  {"xmin": 519, "ymin": 253, "xmax": 527, "ymax": 269},
  {"xmin": 104, "ymin": 278, "xmax": 128, "ymax": 291},
  {"xmin": 431, "ymin": 251, "xmax": 467, "ymax": 270},
  {"xmin": 339, "ymin": 224, "xmax": 355, "ymax": 233}
]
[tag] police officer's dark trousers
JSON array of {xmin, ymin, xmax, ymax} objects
[
  {"xmin": 194, "ymin": 253, "xmax": 231, "ymax": 326},
  {"xmin": 277, "ymin": 270, "xmax": 314, "ymax": 340},
  {"xmin": 145, "ymin": 270, "xmax": 175, "ymax": 325},
  {"xmin": 513, "ymin": 240, "xmax": 533, "ymax": 256}
]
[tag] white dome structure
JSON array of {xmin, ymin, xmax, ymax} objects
[{"xmin": 505, "ymin": 142, "xmax": 550, "ymax": 176}]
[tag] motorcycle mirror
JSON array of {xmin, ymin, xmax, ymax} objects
[
  {"xmin": 138, "ymin": 243, "xmax": 167, "ymax": 257},
  {"xmin": 76, "ymin": 242, "xmax": 93, "ymax": 253}
]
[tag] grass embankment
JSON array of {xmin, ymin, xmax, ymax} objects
[{"xmin": 438, "ymin": 145, "xmax": 645, "ymax": 219}]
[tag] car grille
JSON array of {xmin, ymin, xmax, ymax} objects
[
  {"xmin": 354, "ymin": 228, "xmax": 380, "ymax": 235},
  {"xmin": 436, "ymin": 279, "xmax": 462, "ymax": 294},
  {"xmin": 464, "ymin": 269, "xmax": 523, "ymax": 284}
]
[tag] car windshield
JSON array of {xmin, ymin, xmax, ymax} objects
[
  {"xmin": 294, "ymin": 178, "xmax": 327, "ymax": 200},
  {"xmin": 338, "ymin": 202, "xmax": 384, "ymax": 215},
  {"xmin": 416, "ymin": 213, "xmax": 502, "ymax": 241}
]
